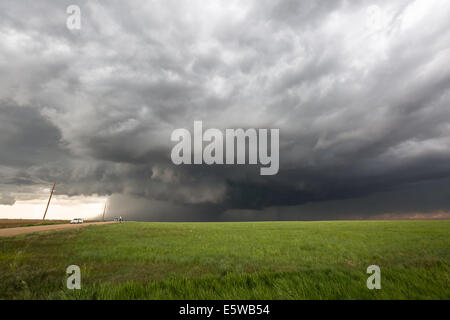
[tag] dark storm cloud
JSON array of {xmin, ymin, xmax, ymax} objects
[
  {"xmin": 0, "ymin": 101, "xmax": 64, "ymax": 167},
  {"xmin": 1, "ymin": 0, "xmax": 450, "ymax": 219}
]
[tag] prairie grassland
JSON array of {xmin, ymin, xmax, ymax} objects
[{"xmin": 0, "ymin": 220, "xmax": 448, "ymax": 299}]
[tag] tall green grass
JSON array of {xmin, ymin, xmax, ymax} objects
[{"xmin": 0, "ymin": 221, "xmax": 448, "ymax": 299}]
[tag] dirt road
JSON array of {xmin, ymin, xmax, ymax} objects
[{"xmin": 0, "ymin": 221, "xmax": 116, "ymax": 237}]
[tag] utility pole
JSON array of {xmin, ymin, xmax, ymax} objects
[
  {"xmin": 42, "ymin": 182, "xmax": 56, "ymax": 221},
  {"xmin": 102, "ymin": 200, "xmax": 108, "ymax": 221}
]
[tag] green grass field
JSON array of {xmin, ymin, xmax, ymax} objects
[{"xmin": 0, "ymin": 221, "xmax": 448, "ymax": 299}]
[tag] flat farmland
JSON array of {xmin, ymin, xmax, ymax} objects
[{"xmin": 0, "ymin": 221, "xmax": 448, "ymax": 299}]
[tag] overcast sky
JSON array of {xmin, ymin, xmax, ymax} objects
[{"xmin": 1, "ymin": 0, "xmax": 450, "ymax": 221}]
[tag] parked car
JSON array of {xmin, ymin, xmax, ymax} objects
[{"xmin": 70, "ymin": 218, "xmax": 83, "ymax": 224}]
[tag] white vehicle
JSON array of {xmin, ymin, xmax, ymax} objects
[{"xmin": 70, "ymin": 218, "xmax": 83, "ymax": 224}]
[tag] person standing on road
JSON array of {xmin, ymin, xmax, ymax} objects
[{"xmin": 119, "ymin": 216, "xmax": 122, "ymax": 223}]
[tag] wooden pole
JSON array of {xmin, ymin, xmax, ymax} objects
[
  {"xmin": 102, "ymin": 200, "xmax": 107, "ymax": 221},
  {"xmin": 42, "ymin": 182, "xmax": 55, "ymax": 221}
]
